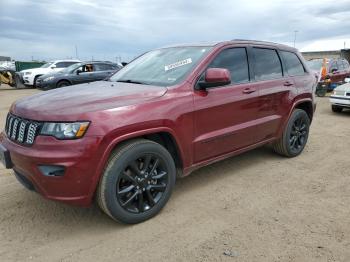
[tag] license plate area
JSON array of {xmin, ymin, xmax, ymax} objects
[{"xmin": 0, "ymin": 144, "xmax": 13, "ymax": 169}]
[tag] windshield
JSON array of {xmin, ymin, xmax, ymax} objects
[
  {"xmin": 110, "ymin": 46, "xmax": 212, "ymax": 86},
  {"xmin": 306, "ymin": 59, "xmax": 324, "ymax": 71},
  {"xmin": 60, "ymin": 62, "xmax": 84, "ymax": 73},
  {"xmin": 40, "ymin": 62, "xmax": 54, "ymax": 68}
]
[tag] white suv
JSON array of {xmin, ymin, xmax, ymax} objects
[
  {"xmin": 20, "ymin": 60, "xmax": 80, "ymax": 86},
  {"xmin": 329, "ymin": 79, "xmax": 350, "ymax": 112}
]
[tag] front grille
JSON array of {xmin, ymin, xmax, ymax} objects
[
  {"xmin": 334, "ymin": 90, "xmax": 346, "ymax": 96},
  {"xmin": 5, "ymin": 114, "xmax": 41, "ymax": 145}
]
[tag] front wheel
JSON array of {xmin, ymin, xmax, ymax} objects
[
  {"xmin": 97, "ymin": 139, "xmax": 176, "ymax": 224},
  {"xmin": 273, "ymin": 109, "xmax": 310, "ymax": 157},
  {"xmin": 331, "ymin": 105, "xmax": 343, "ymax": 113},
  {"xmin": 56, "ymin": 80, "xmax": 71, "ymax": 88}
]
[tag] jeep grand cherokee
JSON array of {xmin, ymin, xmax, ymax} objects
[{"xmin": 0, "ymin": 40, "xmax": 316, "ymax": 224}]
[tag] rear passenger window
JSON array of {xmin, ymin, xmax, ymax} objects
[
  {"xmin": 208, "ymin": 48, "xmax": 249, "ymax": 84},
  {"xmin": 253, "ymin": 48, "xmax": 282, "ymax": 81},
  {"xmin": 281, "ymin": 51, "xmax": 305, "ymax": 76}
]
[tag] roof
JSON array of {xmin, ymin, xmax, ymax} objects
[{"xmin": 161, "ymin": 39, "xmax": 296, "ymax": 51}]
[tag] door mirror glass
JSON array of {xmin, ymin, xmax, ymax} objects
[{"xmin": 197, "ymin": 68, "xmax": 231, "ymax": 89}]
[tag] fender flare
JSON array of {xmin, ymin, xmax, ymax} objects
[{"xmin": 87, "ymin": 126, "xmax": 186, "ymax": 199}]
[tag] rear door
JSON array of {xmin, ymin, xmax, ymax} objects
[
  {"xmin": 251, "ymin": 47, "xmax": 293, "ymax": 142},
  {"xmin": 193, "ymin": 47, "xmax": 261, "ymax": 162},
  {"xmin": 94, "ymin": 63, "xmax": 118, "ymax": 80}
]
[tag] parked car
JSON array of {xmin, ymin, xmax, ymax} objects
[
  {"xmin": 306, "ymin": 58, "xmax": 350, "ymax": 96},
  {"xmin": 329, "ymin": 78, "xmax": 350, "ymax": 112},
  {"xmin": 36, "ymin": 61, "xmax": 121, "ymax": 90},
  {"xmin": 20, "ymin": 60, "xmax": 80, "ymax": 87},
  {"xmin": 0, "ymin": 40, "xmax": 316, "ymax": 224}
]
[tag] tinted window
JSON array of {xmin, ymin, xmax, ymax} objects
[
  {"xmin": 281, "ymin": 51, "xmax": 305, "ymax": 76},
  {"xmin": 55, "ymin": 62, "xmax": 68, "ymax": 68},
  {"xmin": 207, "ymin": 48, "xmax": 249, "ymax": 84},
  {"xmin": 253, "ymin": 48, "xmax": 282, "ymax": 81},
  {"xmin": 95, "ymin": 64, "xmax": 116, "ymax": 71},
  {"xmin": 329, "ymin": 61, "xmax": 338, "ymax": 72}
]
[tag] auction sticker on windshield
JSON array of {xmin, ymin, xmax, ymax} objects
[{"xmin": 165, "ymin": 58, "xmax": 192, "ymax": 71}]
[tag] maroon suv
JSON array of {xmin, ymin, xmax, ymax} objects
[{"xmin": 0, "ymin": 40, "xmax": 316, "ymax": 223}]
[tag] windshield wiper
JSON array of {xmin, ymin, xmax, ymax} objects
[{"xmin": 116, "ymin": 79, "xmax": 149, "ymax": 85}]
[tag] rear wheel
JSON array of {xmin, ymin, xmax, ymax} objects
[
  {"xmin": 273, "ymin": 109, "xmax": 310, "ymax": 157},
  {"xmin": 56, "ymin": 80, "xmax": 71, "ymax": 88},
  {"xmin": 97, "ymin": 139, "xmax": 176, "ymax": 224},
  {"xmin": 331, "ymin": 105, "xmax": 343, "ymax": 113}
]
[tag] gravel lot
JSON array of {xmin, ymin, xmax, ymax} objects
[{"xmin": 0, "ymin": 84, "xmax": 350, "ymax": 262}]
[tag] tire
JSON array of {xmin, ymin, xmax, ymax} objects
[
  {"xmin": 273, "ymin": 109, "xmax": 310, "ymax": 157},
  {"xmin": 97, "ymin": 139, "xmax": 176, "ymax": 224},
  {"xmin": 315, "ymin": 88, "xmax": 327, "ymax": 97},
  {"xmin": 331, "ymin": 105, "xmax": 343, "ymax": 113},
  {"xmin": 56, "ymin": 80, "xmax": 71, "ymax": 88},
  {"xmin": 33, "ymin": 75, "xmax": 41, "ymax": 88}
]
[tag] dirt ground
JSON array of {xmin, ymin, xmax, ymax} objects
[{"xmin": 0, "ymin": 84, "xmax": 349, "ymax": 262}]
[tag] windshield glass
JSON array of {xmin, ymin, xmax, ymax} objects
[
  {"xmin": 61, "ymin": 62, "xmax": 84, "ymax": 73},
  {"xmin": 40, "ymin": 62, "xmax": 54, "ymax": 68},
  {"xmin": 110, "ymin": 46, "xmax": 212, "ymax": 86},
  {"xmin": 306, "ymin": 59, "xmax": 324, "ymax": 71}
]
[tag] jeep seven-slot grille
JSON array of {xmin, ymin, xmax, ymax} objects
[{"xmin": 5, "ymin": 114, "xmax": 41, "ymax": 145}]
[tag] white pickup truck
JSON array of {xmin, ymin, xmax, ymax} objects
[{"xmin": 20, "ymin": 60, "xmax": 80, "ymax": 87}]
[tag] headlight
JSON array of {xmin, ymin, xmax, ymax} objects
[
  {"xmin": 40, "ymin": 122, "xmax": 90, "ymax": 139},
  {"xmin": 43, "ymin": 76, "xmax": 55, "ymax": 82},
  {"xmin": 24, "ymin": 72, "xmax": 32, "ymax": 75}
]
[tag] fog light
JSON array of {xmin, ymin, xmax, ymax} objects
[{"xmin": 38, "ymin": 165, "xmax": 65, "ymax": 177}]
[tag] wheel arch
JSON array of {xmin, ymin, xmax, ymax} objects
[
  {"xmin": 89, "ymin": 127, "xmax": 186, "ymax": 201},
  {"xmin": 56, "ymin": 79, "xmax": 72, "ymax": 86},
  {"xmin": 293, "ymin": 99, "xmax": 314, "ymax": 122}
]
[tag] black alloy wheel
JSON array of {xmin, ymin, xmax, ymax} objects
[
  {"xmin": 97, "ymin": 139, "xmax": 176, "ymax": 224},
  {"xmin": 289, "ymin": 116, "xmax": 308, "ymax": 154},
  {"xmin": 117, "ymin": 154, "xmax": 169, "ymax": 214},
  {"xmin": 273, "ymin": 109, "xmax": 310, "ymax": 157}
]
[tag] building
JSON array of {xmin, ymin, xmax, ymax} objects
[
  {"xmin": 0, "ymin": 56, "xmax": 11, "ymax": 61},
  {"xmin": 302, "ymin": 49, "xmax": 350, "ymax": 62}
]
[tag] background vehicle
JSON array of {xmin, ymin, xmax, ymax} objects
[
  {"xmin": 0, "ymin": 40, "xmax": 316, "ymax": 224},
  {"xmin": 329, "ymin": 79, "xmax": 350, "ymax": 112},
  {"xmin": 20, "ymin": 60, "xmax": 80, "ymax": 87},
  {"xmin": 36, "ymin": 61, "xmax": 121, "ymax": 90},
  {"xmin": 306, "ymin": 58, "xmax": 350, "ymax": 97}
]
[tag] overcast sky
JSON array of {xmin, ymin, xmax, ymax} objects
[{"xmin": 1, "ymin": 0, "xmax": 350, "ymax": 62}]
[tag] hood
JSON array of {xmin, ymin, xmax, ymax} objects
[
  {"xmin": 38, "ymin": 70, "xmax": 65, "ymax": 79},
  {"xmin": 12, "ymin": 81, "xmax": 168, "ymax": 120},
  {"xmin": 334, "ymin": 83, "xmax": 350, "ymax": 92},
  {"xmin": 21, "ymin": 67, "xmax": 50, "ymax": 74}
]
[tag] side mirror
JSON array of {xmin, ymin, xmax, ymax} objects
[
  {"xmin": 76, "ymin": 69, "xmax": 82, "ymax": 75},
  {"xmin": 121, "ymin": 62, "xmax": 128, "ymax": 66},
  {"xmin": 50, "ymin": 65, "xmax": 56, "ymax": 69},
  {"xmin": 197, "ymin": 68, "xmax": 231, "ymax": 89}
]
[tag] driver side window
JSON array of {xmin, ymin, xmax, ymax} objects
[{"xmin": 205, "ymin": 48, "xmax": 250, "ymax": 84}]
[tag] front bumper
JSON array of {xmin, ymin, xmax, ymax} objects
[
  {"xmin": 22, "ymin": 74, "xmax": 35, "ymax": 86},
  {"xmin": 36, "ymin": 78, "xmax": 56, "ymax": 90},
  {"xmin": 0, "ymin": 132, "xmax": 103, "ymax": 206},
  {"xmin": 329, "ymin": 96, "xmax": 350, "ymax": 107}
]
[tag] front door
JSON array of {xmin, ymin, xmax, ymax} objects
[{"xmin": 193, "ymin": 47, "xmax": 260, "ymax": 163}]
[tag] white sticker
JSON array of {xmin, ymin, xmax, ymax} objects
[{"xmin": 165, "ymin": 58, "xmax": 192, "ymax": 71}]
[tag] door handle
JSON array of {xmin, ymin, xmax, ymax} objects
[
  {"xmin": 242, "ymin": 88, "xmax": 256, "ymax": 94},
  {"xmin": 283, "ymin": 81, "xmax": 294, "ymax": 87}
]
